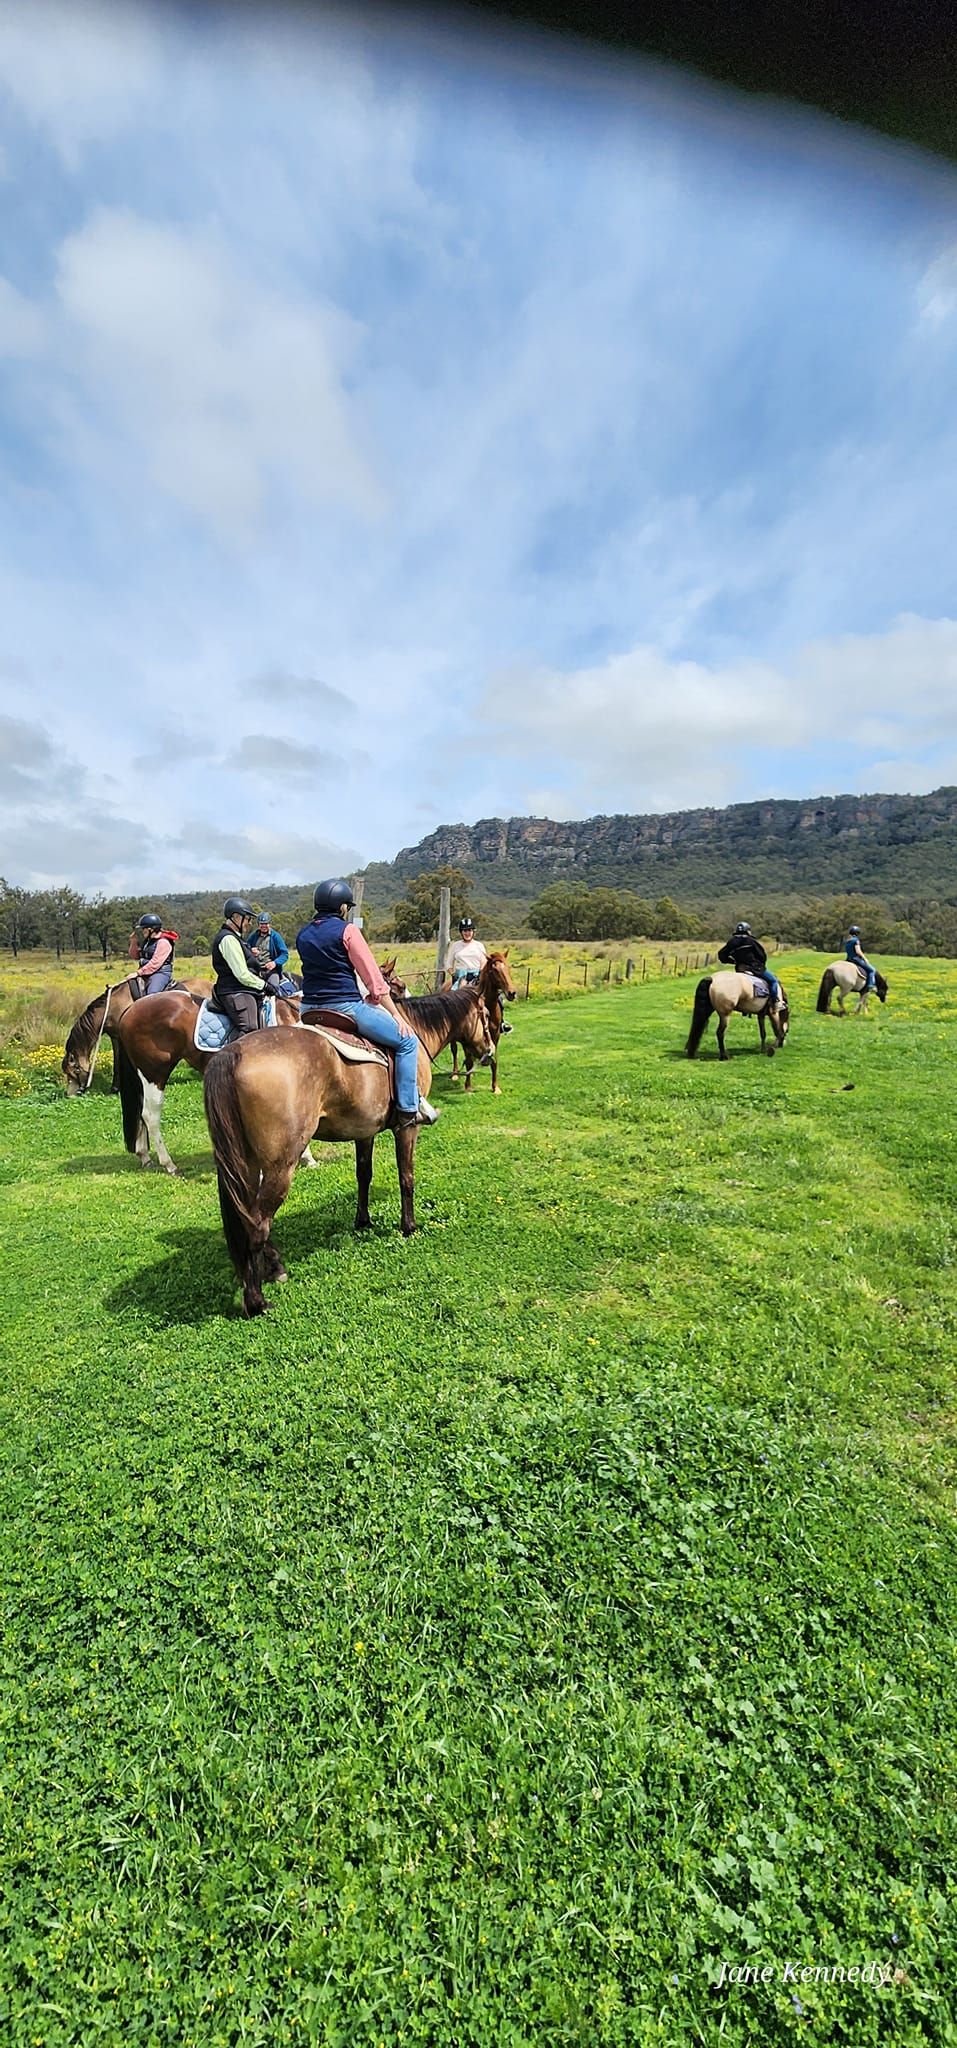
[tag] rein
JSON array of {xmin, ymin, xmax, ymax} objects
[{"xmin": 83, "ymin": 984, "xmax": 115, "ymax": 1090}]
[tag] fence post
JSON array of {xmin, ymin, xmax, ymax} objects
[
  {"xmin": 347, "ymin": 877, "xmax": 365, "ymax": 928},
  {"xmin": 583, "ymin": 961, "xmax": 588, "ymax": 988},
  {"xmin": 556, "ymin": 962, "xmax": 562, "ymax": 988},
  {"xmin": 641, "ymin": 956, "xmax": 647, "ymax": 980},
  {"xmin": 524, "ymin": 967, "xmax": 531, "ymax": 1000},
  {"xmin": 626, "ymin": 957, "xmax": 634, "ymax": 981},
  {"xmin": 434, "ymin": 886, "xmax": 450, "ymax": 992}
]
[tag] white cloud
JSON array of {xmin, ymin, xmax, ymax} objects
[
  {"xmin": 53, "ymin": 210, "xmax": 384, "ymax": 538},
  {"xmin": 0, "ymin": 278, "xmax": 47, "ymax": 359},
  {"xmin": 917, "ymin": 242, "xmax": 957, "ymax": 327},
  {"xmin": 480, "ymin": 615, "xmax": 957, "ymax": 811},
  {"xmin": 0, "ymin": 0, "xmax": 162, "ymax": 163}
]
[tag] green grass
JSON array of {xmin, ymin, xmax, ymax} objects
[{"xmin": 1, "ymin": 954, "xmax": 956, "ymax": 2045}]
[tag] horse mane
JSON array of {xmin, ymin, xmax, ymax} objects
[
  {"xmin": 65, "ymin": 990, "xmax": 107, "ymax": 1060},
  {"xmin": 397, "ymin": 986, "xmax": 479, "ymax": 1031}
]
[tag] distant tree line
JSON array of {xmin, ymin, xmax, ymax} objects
[{"xmin": 4, "ymin": 871, "xmax": 957, "ymax": 959}]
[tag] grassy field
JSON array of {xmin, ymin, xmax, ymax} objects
[{"xmin": 1, "ymin": 953, "xmax": 956, "ymax": 2045}]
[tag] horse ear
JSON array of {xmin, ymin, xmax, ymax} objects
[{"xmin": 501, "ymin": 947, "xmax": 509, "ymax": 957}]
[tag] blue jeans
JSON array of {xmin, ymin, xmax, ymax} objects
[
  {"xmin": 303, "ymin": 997, "xmax": 421, "ymax": 1113},
  {"xmin": 764, "ymin": 970, "xmax": 782, "ymax": 1005}
]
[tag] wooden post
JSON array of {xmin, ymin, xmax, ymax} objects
[
  {"xmin": 583, "ymin": 960, "xmax": 588, "ymax": 988},
  {"xmin": 435, "ymin": 886, "xmax": 451, "ymax": 992},
  {"xmin": 556, "ymin": 962, "xmax": 562, "ymax": 988},
  {"xmin": 641, "ymin": 956, "xmax": 647, "ymax": 980},
  {"xmin": 524, "ymin": 967, "xmax": 531, "ymax": 1000},
  {"xmin": 626, "ymin": 957, "xmax": 634, "ymax": 981},
  {"xmin": 347, "ymin": 877, "xmax": 365, "ymax": 928}
]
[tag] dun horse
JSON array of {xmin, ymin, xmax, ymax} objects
[
  {"xmin": 204, "ymin": 987, "xmax": 492, "ymax": 1316},
  {"xmin": 816, "ymin": 962, "xmax": 888, "ymax": 1015},
  {"xmin": 116, "ymin": 988, "xmax": 304, "ymax": 1172},
  {"xmin": 62, "ymin": 975, "xmax": 211, "ymax": 1095},
  {"xmin": 686, "ymin": 971, "xmax": 790, "ymax": 1060},
  {"xmin": 448, "ymin": 952, "xmax": 517, "ymax": 1093}
]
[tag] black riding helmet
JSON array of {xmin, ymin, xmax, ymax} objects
[
  {"xmin": 137, "ymin": 912, "xmax": 162, "ymax": 932},
  {"xmin": 458, "ymin": 916, "xmax": 475, "ymax": 932},
  {"xmin": 223, "ymin": 896, "xmax": 254, "ymax": 921},
  {"xmin": 734, "ymin": 922, "xmax": 751, "ymax": 935},
  {"xmin": 314, "ymin": 878, "xmax": 355, "ymax": 915}
]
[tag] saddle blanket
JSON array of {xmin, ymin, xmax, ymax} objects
[
  {"xmin": 194, "ymin": 996, "xmax": 278, "ymax": 1052},
  {"xmin": 299, "ymin": 1014, "xmax": 388, "ymax": 1066},
  {"xmin": 747, "ymin": 976, "xmax": 770, "ymax": 1002}
]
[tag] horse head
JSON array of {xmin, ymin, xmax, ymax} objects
[
  {"xmin": 484, "ymin": 950, "xmax": 517, "ymax": 1006},
  {"xmin": 380, "ymin": 958, "xmax": 411, "ymax": 998},
  {"xmin": 875, "ymin": 971, "xmax": 889, "ymax": 1002}
]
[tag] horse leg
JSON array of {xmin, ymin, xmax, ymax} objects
[
  {"xmin": 393, "ymin": 1124, "xmax": 417, "ymax": 1235},
  {"xmin": 109, "ymin": 1035, "xmax": 121, "ymax": 1095},
  {"xmin": 717, "ymin": 1015, "xmax": 728, "ymax": 1060},
  {"xmin": 139, "ymin": 1078, "xmax": 177, "ymax": 1174},
  {"xmin": 758, "ymin": 1012, "xmax": 767, "ymax": 1053},
  {"xmin": 242, "ymin": 1163, "xmax": 295, "ymax": 1313},
  {"xmin": 450, "ymin": 1035, "xmax": 461, "ymax": 1081},
  {"xmin": 489, "ymin": 1028, "xmax": 502, "ymax": 1094},
  {"xmin": 354, "ymin": 1137, "xmax": 374, "ymax": 1229}
]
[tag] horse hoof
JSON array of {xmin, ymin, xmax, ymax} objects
[{"xmin": 242, "ymin": 1297, "xmax": 269, "ymax": 1318}]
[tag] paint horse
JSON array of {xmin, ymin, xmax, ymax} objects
[
  {"xmin": 686, "ymin": 971, "xmax": 790, "ymax": 1061},
  {"xmin": 446, "ymin": 951, "xmax": 517, "ymax": 1094},
  {"xmin": 204, "ymin": 987, "xmax": 493, "ymax": 1316},
  {"xmin": 62, "ymin": 975, "xmax": 212, "ymax": 1096},
  {"xmin": 816, "ymin": 962, "xmax": 888, "ymax": 1015},
  {"xmin": 115, "ymin": 988, "xmax": 306, "ymax": 1173}
]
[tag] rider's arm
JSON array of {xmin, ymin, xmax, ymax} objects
[
  {"xmin": 717, "ymin": 941, "xmax": 733, "ymax": 963},
  {"xmin": 219, "ymin": 933, "xmax": 266, "ymax": 990},
  {"xmin": 341, "ymin": 923, "xmax": 389, "ymax": 1000},
  {"xmin": 271, "ymin": 933, "xmax": 289, "ymax": 970}
]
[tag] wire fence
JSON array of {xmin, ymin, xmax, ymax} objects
[{"xmin": 402, "ymin": 947, "xmax": 747, "ymax": 1001}]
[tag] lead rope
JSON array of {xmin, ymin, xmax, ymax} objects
[{"xmin": 83, "ymin": 982, "xmax": 115, "ymax": 1091}]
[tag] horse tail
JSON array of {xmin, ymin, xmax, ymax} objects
[
  {"xmin": 117, "ymin": 1039, "xmax": 144, "ymax": 1153},
  {"xmin": 816, "ymin": 969, "xmax": 835, "ymax": 1013},
  {"xmin": 686, "ymin": 977, "xmax": 713, "ymax": 1057},
  {"xmin": 203, "ymin": 1052, "xmax": 258, "ymax": 1277}
]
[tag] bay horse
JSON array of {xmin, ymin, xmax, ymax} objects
[
  {"xmin": 62, "ymin": 975, "xmax": 211, "ymax": 1095},
  {"xmin": 448, "ymin": 952, "xmax": 517, "ymax": 1094},
  {"xmin": 116, "ymin": 989, "xmax": 306, "ymax": 1173},
  {"xmin": 686, "ymin": 971, "xmax": 790, "ymax": 1060},
  {"xmin": 816, "ymin": 961, "xmax": 888, "ymax": 1015},
  {"xmin": 204, "ymin": 988, "xmax": 493, "ymax": 1315}
]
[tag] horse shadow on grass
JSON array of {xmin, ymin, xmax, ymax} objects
[
  {"xmin": 60, "ymin": 1151, "xmax": 216, "ymax": 1179},
  {"xmin": 103, "ymin": 1191, "xmax": 405, "ymax": 1326}
]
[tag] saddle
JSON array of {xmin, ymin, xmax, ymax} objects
[
  {"xmin": 299, "ymin": 1008, "xmax": 394, "ymax": 1088},
  {"xmin": 747, "ymin": 975, "xmax": 770, "ymax": 1003}
]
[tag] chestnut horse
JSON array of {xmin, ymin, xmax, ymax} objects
[
  {"xmin": 116, "ymin": 989, "xmax": 305, "ymax": 1173},
  {"xmin": 686, "ymin": 971, "xmax": 790, "ymax": 1060},
  {"xmin": 204, "ymin": 987, "xmax": 493, "ymax": 1315},
  {"xmin": 62, "ymin": 975, "xmax": 212, "ymax": 1095},
  {"xmin": 816, "ymin": 961, "xmax": 888, "ymax": 1015},
  {"xmin": 448, "ymin": 952, "xmax": 517, "ymax": 1094}
]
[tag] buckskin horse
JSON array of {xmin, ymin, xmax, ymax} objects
[
  {"xmin": 116, "ymin": 988, "xmax": 306, "ymax": 1173},
  {"xmin": 686, "ymin": 971, "xmax": 790, "ymax": 1060},
  {"xmin": 62, "ymin": 974, "xmax": 212, "ymax": 1096},
  {"xmin": 447, "ymin": 951, "xmax": 517, "ymax": 1094},
  {"xmin": 204, "ymin": 988, "xmax": 493, "ymax": 1316},
  {"xmin": 816, "ymin": 961, "xmax": 888, "ymax": 1015}
]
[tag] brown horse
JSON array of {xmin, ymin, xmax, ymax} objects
[
  {"xmin": 62, "ymin": 975, "xmax": 212, "ymax": 1095},
  {"xmin": 686, "ymin": 971, "xmax": 790, "ymax": 1060},
  {"xmin": 448, "ymin": 952, "xmax": 517, "ymax": 1094},
  {"xmin": 204, "ymin": 988, "xmax": 493, "ymax": 1315},
  {"xmin": 116, "ymin": 989, "xmax": 305, "ymax": 1173}
]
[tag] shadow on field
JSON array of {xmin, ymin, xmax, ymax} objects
[
  {"xmin": 59, "ymin": 1151, "xmax": 215, "ymax": 1178},
  {"xmin": 103, "ymin": 1195, "xmax": 375, "ymax": 1324}
]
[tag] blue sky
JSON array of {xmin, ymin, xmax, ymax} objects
[{"xmin": 2, "ymin": 0, "xmax": 957, "ymax": 893}]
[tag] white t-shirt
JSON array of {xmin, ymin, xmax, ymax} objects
[{"xmin": 446, "ymin": 938, "xmax": 487, "ymax": 978}]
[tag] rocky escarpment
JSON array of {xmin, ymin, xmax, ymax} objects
[{"xmin": 391, "ymin": 789, "xmax": 957, "ymax": 873}]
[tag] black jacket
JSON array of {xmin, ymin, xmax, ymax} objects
[{"xmin": 718, "ymin": 934, "xmax": 768, "ymax": 975}]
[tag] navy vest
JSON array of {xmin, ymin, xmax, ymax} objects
[
  {"xmin": 140, "ymin": 932, "xmax": 174, "ymax": 993},
  {"xmin": 297, "ymin": 915, "xmax": 359, "ymax": 1006},
  {"xmin": 212, "ymin": 924, "xmax": 262, "ymax": 997}
]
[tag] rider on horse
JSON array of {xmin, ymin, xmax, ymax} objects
[
  {"xmin": 844, "ymin": 925, "xmax": 877, "ymax": 994},
  {"xmin": 296, "ymin": 879, "xmax": 439, "ymax": 1129},
  {"xmin": 718, "ymin": 922, "xmax": 783, "ymax": 1010},
  {"xmin": 446, "ymin": 916, "xmax": 513, "ymax": 1033},
  {"xmin": 211, "ymin": 897, "xmax": 282, "ymax": 1035},
  {"xmin": 128, "ymin": 913, "xmax": 177, "ymax": 996}
]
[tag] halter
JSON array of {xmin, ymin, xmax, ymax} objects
[{"xmin": 83, "ymin": 983, "xmax": 115, "ymax": 1091}]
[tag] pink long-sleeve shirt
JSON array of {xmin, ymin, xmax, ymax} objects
[
  {"xmin": 129, "ymin": 934, "xmax": 173, "ymax": 978},
  {"xmin": 341, "ymin": 922, "xmax": 389, "ymax": 1000}
]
